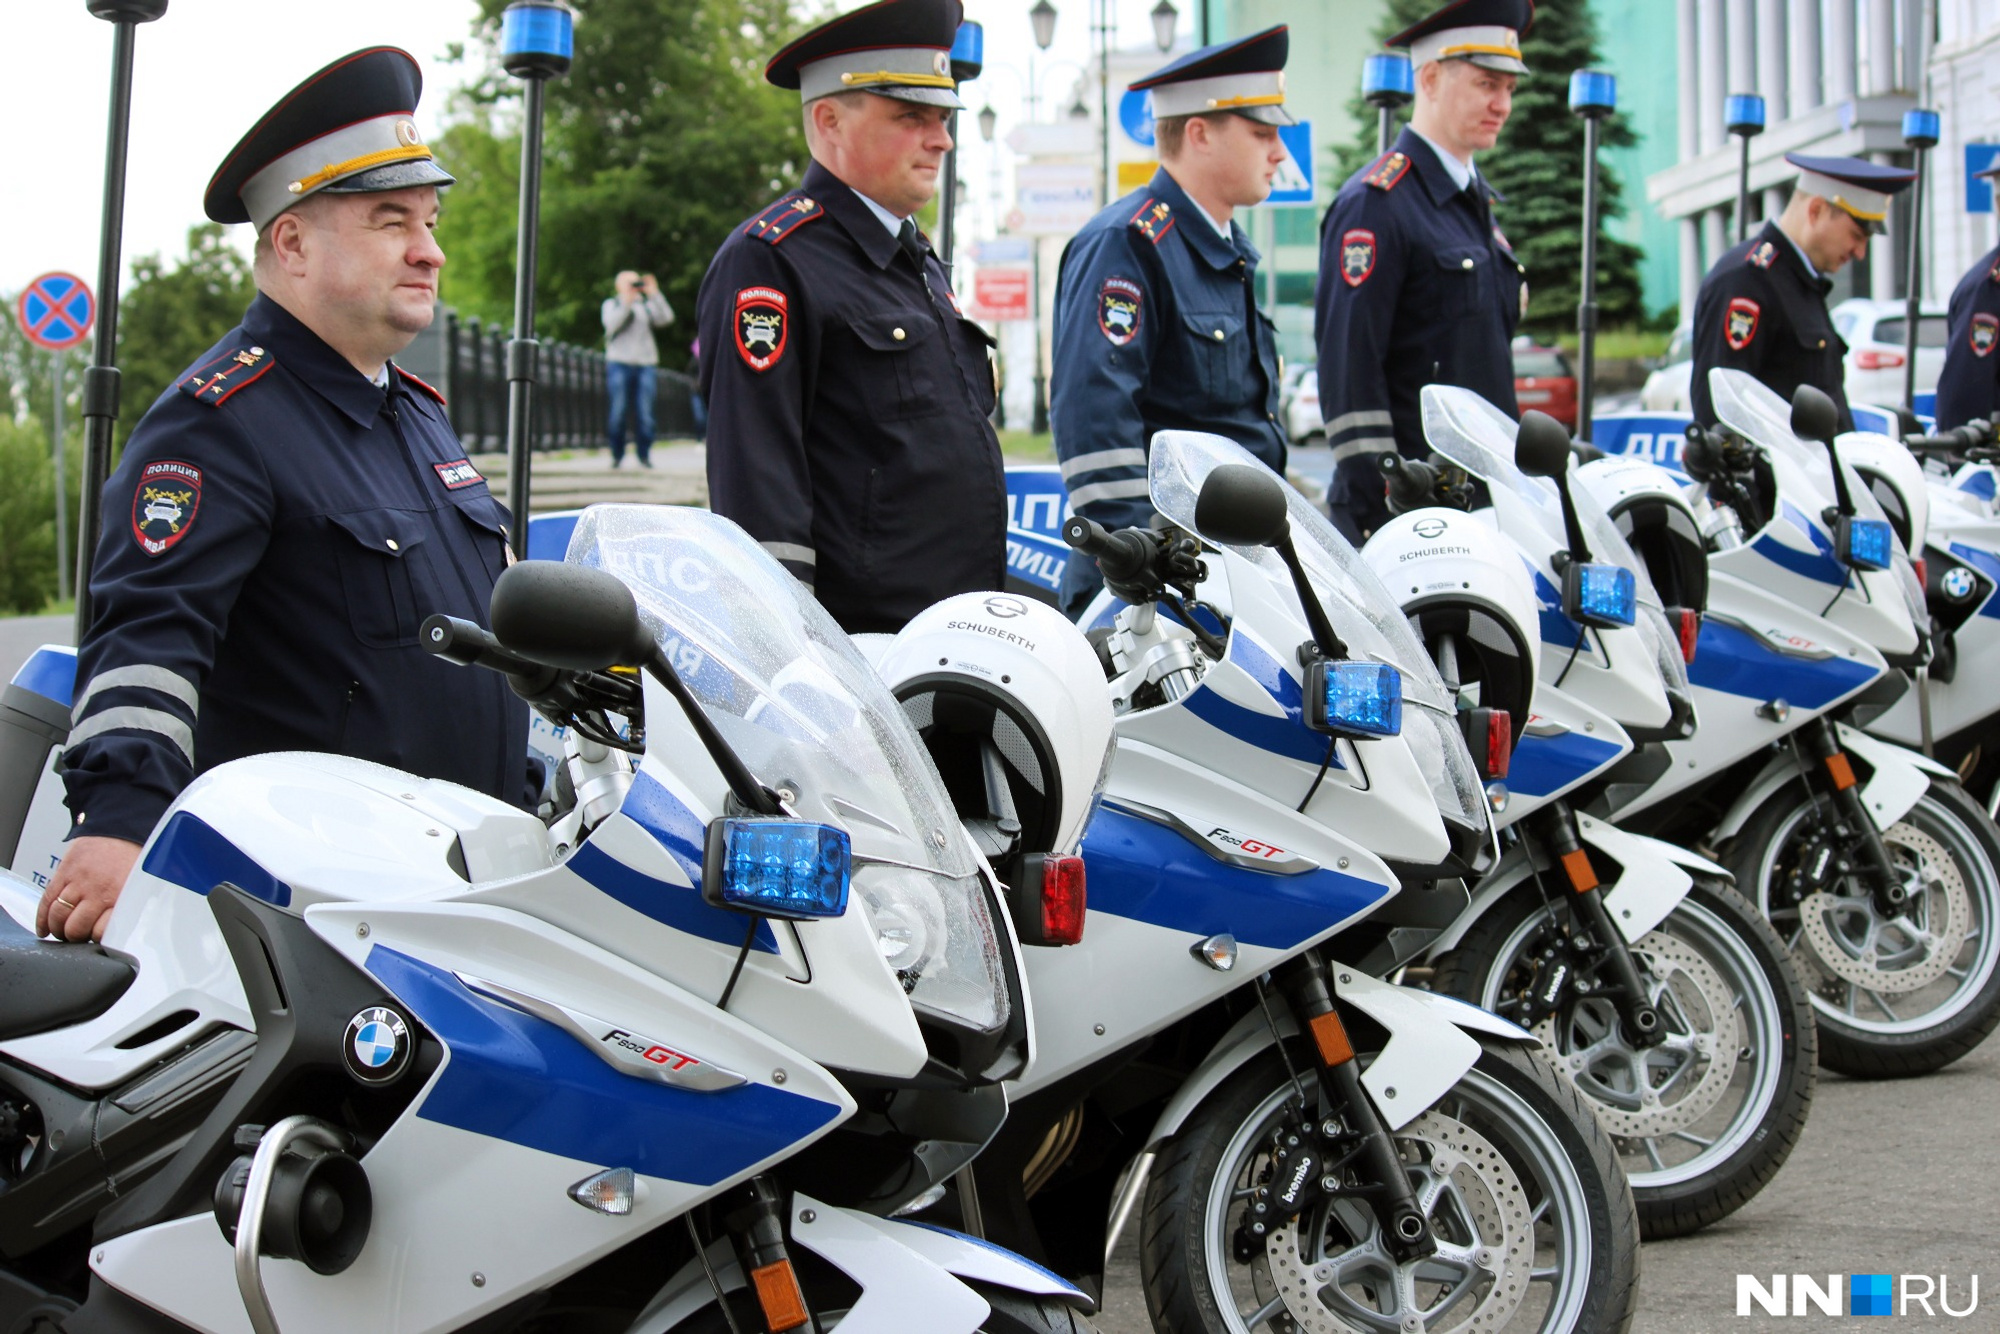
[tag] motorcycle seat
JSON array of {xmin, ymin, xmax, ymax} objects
[{"xmin": 0, "ymin": 909, "xmax": 136, "ymax": 1041}]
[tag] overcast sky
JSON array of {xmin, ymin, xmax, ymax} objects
[{"xmin": 3, "ymin": 0, "xmax": 1167, "ymax": 307}]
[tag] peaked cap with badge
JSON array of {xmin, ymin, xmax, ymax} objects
[
  {"xmin": 205, "ymin": 46, "xmax": 454, "ymax": 232},
  {"xmin": 1785, "ymin": 152, "xmax": 1917, "ymax": 236},
  {"xmin": 1388, "ymin": 0, "xmax": 1535, "ymax": 75},
  {"xmin": 1047, "ymin": 28, "xmax": 1292, "ymax": 613},
  {"xmin": 697, "ymin": 0, "xmax": 1004, "ymax": 635},
  {"xmin": 63, "ymin": 48, "xmax": 533, "ymax": 854},
  {"xmin": 765, "ymin": 0, "xmax": 965, "ymax": 109},
  {"xmin": 1313, "ymin": 0, "xmax": 1531, "ymax": 542}
]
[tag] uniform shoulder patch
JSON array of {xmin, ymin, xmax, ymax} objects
[
  {"xmin": 1725, "ymin": 296, "xmax": 1761, "ymax": 351},
  {"xmin": 398, "ymin": 367, "xmax": 447, "ymax": 405},
  {"xmin": 131, "ymin": 460, "xmax": 203, "ymax": 556},
  {"xmin": 1339, "ymin": 229, "xmax": 1377, "ymax": 287},
  {"xmin": 1746, "ymin": 240, "xmax": 1777, "ymax": 269},
  {"xmin": 1972, "ymin": 313, "xmax": 1998, "ymax": 358},
  {"xmin": 1363, "ymin": 151, "xmax": 1411, "ymax": 192},
  {"xmin": 176, "ymin": 343, "xmax": 273, "ymax": 408},
  {"xmin": 1128, "ymin": 198, "xmax": 1175, "ymax": 246},
  {"xmin": 1098, "ymin": 277, "xmax": 1142, "ymax": 345},
  {"xmin": 746, "ymin": 195, "xmax": 825, "ymax": 246},
  {"xmin": 734, "ymin": 287, "xmax": 789, "ymax": 372}
]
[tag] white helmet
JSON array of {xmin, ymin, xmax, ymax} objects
[
  {"xmin": 1362, "ymin": 508, "xmax": 1541, "ymax": 742},
  {"xmin": 874, "ymin": 593, "xmax": 1115, "ymax": 858},
  {"xmin": 1577, "ymin": 456, "xmax": 1709, "ymax": 622}
]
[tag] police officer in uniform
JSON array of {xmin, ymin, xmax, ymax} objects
[
  {"xmin": 1933, "ymin": 163, "xmax": 2000, "ymax": 430},
  {"xmin": 1690, "ymin": 153, "xmax": 1915, "ymax": 434},
  {"xmin": 1049, "ymin": 27, "xmax": 1293, "ymax": 617},
  {"xmin": 1315, "ymin": 0, "xmax": 1532, "ymax": 543},
  {"xmin": 697, "ymin": 0, "xmax": 1005, "ymax": 635},
  {"xmin": 40, "ymin": 49, "xmax": 531, "ymax": 942}
]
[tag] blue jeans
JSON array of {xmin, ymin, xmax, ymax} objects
[{"xmin": 606, "ymin": 362, "xmax": 656, "ymax": 463}]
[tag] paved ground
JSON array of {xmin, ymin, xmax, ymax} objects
[
  {"xmin": 1095, "ymin": 1045, "xmax": 1999, "ymax": 1332},
  {"xmin": 470, "ymin": 440, "xmax": 706, "ymax": 512}
]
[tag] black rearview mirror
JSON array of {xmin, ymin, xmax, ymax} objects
[
  {"xmin": 490, "ymin": 561, "xmax": 653, "ymax": 671},
  {"xmin": 1194, "ymin": 463, "xmax": 1290, "ymax": 548},
  {"xmin": 1514, "ymin": 411, "xmax": 1574, "ymax": 479},
  {"xmin": 1790, "ymin": 384, "xmax": 1840, "ymax": 445}
]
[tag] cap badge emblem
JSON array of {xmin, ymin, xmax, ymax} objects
[
  {"xmin": 933, "ymin": 51, "xmax": 951, "ymax": 76},
  {"xmin": 395, "ymin": 119, "xmax": 423, "ymax": 147}
]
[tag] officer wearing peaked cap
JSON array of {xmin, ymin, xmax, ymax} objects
[
  {"xmin": 1933, "ymin": 162, "xmax": 2000, "ymax": 430},
  {"xmin": 1315, "ymin": 0, "xmax": 1533, "ymax": 543},
  {"xmin": 697, "ymin": 0, "xmax": 1005, "ymax": 636},
  {"xmin": 1690, "ymin": 153, "xmax": 1916, "ymax": 434},
  {"xmin": 1049, "ymin": 26, "xmax": 1292, "ymax": 616},
  {"xmin": 41, "ymin": 48, "xmax": 533, "ymax": 943}
]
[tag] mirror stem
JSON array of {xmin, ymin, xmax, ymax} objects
[
  {"xmin": 1552, "ymin": 477, "xmax": 1594, "ymax": 564},
  {"xmin": 643, "ymin": 647, "xmax": 783, "ymax": 815},
  {"xmin": 1274, "ymin": 533, "xmax": 1348, "ymax": 661},
  {"xmin": 1820, "ymin": 438, "xmax": 1858, "ymax": 516}
]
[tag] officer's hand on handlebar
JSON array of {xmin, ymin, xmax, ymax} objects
[{"xmin": 38, "ymin": 836, "xmax": 143, "ymax": 943}]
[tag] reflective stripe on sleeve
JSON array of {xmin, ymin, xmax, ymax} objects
[
  {"xmin": 64, "ymin": 706, "xmax": 196, "ymax": 763},
  {"xmin": 1324, "ymin": 410, "xmax": 1392, "ymax": 436},
  {"xmin": 72, "ymin": 664, "xmax": 201, "ymax": 725},
  {"xmin": 1331, "ymin": 436, "xmax": 1398, "ymax": 463},
  {"xmin": 1060, "ymin": 448, "xmax": 1148, "ymax": 480},
  {"xmin": 1067, "ymin": 477, "xmax": 1155, "ymax": 509},
  {"xmin": 760, "ymin": 541, "xmax": 817, "ymax": 567}
]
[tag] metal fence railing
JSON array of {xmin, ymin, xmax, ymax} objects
[{"xmin": 399, "ymin": 306, "xmax": 697, "ymax": 453}]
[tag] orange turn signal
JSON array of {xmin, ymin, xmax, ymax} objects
[
  {"xmin": 750, "ymin": 1259, "xmax": 810, "ymax": 1332},
  {"xmin": 1560, "ymin": 848, "xmax": 1599, "ymax": 893},
  {"xmin": 1308, "ymin": 1009, "xmax": 1355, "ymax": 1067},
  {"xmin": 1825, "ymin": 753, "xmax": 1858, "ymax": 790}
]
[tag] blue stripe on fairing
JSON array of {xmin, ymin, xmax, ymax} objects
[
  {"xmin": 567, "ymin": 770, "xmax": 778, "ymax": 952},
  {"xmin": 1750, "ymin": 501, "xmax": 1848, "ymax": 587},
  {"xmin": 1507, "ymin": 728, "xmax": 1625, "ymax": 799},
  {"xmin": 1530, "ymin": 564, "xmax": 1590, "ymax": 650},
  {"xmin": 366, "ymin": 947, "xmax": 839, "ymax": 1182},
  {"xmin": 1182, "ymin": 630, "xmax": 1346, "ymax": 768},
  {"xmin": 1956, "ymin": 468, "xmax": 1998, "ymax": 502},
  {"xmin": 525, "ymin": 510, "xmax": 581, "ymax": 563},
  {"xmin": 1686, "ymin": 617, "xmax": 1880, "ymax": 709},
  {"xmin": 141, "ymin": 811, "xmax": 292, "ymax": 906},
  {"xmin": 1080, "ymin": 806, "xmax": 1391, "ymax": 949},
  {"xmin": 895, "ymin": 1220, "xmax": 1089, "ymax": 1298},
  {"xmin": 8, "ymin": 646, "xmax": 75, "ymax": 709},
  {"xmin": 1948, "ymin": 542, "xmax": 2000, "ymax": 621}
]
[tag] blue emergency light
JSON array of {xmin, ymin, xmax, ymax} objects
[
  {"xmin": 1568, "ymin": 70, "xmax": 1616, "ymax": 117},
  {"xmin": 1362, "ymin": 53, "xmax": 1415, "ymax": 105},
  {"xmin": 1838, "ymin": 516, "xmax": 1895, "ymax": 572},
  {"xmin": 1563, "ymin": 562, "xmax": 1638, "ymax": 628},
  {"xmin": 704, "ymin": 818, "xmax": 851, "ymax": 920},
  {"xmin": 1904, "ymin": 108, "xmax": 1941, "ymax": 149},
  {"xmin": 1306, "ymin": 660, "xmax": 1404, "ymax": 739},
  {"xmin": 501, "ymin": 2, "xmax": 575, "ymax": 79},
  {"xmin": 1725, "ymin": 93, "xmax": 1767, "ymax": 136},
  {"xmin": 951, "ymin": 21, "xmax": 985, "ymax": 82}
]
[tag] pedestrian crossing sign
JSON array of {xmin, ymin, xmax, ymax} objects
[{"xmin": 1269, "ymin": 121, "xmax": 1314, "ymax": 206}]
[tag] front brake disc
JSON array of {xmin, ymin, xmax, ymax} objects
[{"xmin": 1798, "ymin": 822, "xmax": 1971, "ymax": 994}]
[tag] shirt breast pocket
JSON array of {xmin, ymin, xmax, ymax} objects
[
  {"xmin": 328, "ymin": 509, "xmax": 429, "ymax": 648},
  {"xmin": 844, "ymin": 311, "xmax": 938, "ymax": 421},
  {"xmin": 1181, "ymin": 309, "xmax": 1245, "ymax": 402},
  {"xmin": 1435, "ymin": 247, "xmax": 1489, "ymax": 319},
  {"xmin": 449, "ymin": 491, "xmax": 513, "ymax": 583}
]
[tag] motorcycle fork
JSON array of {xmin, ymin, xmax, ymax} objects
[
  {"xmin": 1798, "ymin": 717, "xmax": 1909, "ymax": 918},
  {"xmin": 1535, "ymin": 801, "xmax": 1665, "ymax": 1048},
  {"xmin": 1270, "ymin": 950, "xmax": 1437, "ymax": 1263},
  {"xmin": 714, "ymin": 1174, "xmax": 817, "ymax": 1334}
]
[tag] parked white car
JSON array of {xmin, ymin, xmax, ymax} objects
[
  {"xmin": 1284, "ymin": 367, "xmax": 1322, "ymax": 443},
  {"xmin": 1639, "ymin": 299, "xmax": 1947, "ymax": 416}
]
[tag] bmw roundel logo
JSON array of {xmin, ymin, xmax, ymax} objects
[
  {"xmin": 1942, "ymin": 566, "xmax": 1979, "ymax": 603},
  {"xmin": 1413, "ymin": 516, "xmax": 1449, "ymax": 540},
  {"xmin": 344, "ymin": 1006, "xmax": 412, "ymax": 1084}
]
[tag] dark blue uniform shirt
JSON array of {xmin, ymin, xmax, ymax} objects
[
  {"xmin": 697, "ymin": 160, "xmax": 1007, "ymax": 635},
  {"xmin": 1315, "ymin": 129, "xmax": 1523, "ymax": 540},
  {"xmin": 63, "ymin": 294, "xmax": 532, "ymax": 845},
  {"xmin": 1049, "ymin": 167, "xmax": 1285, "ymax": 614},
  {"xmin": 1689, "ymin": 220, "xmax": 1853, "ymax": 434},
  {"xmin": 1936, "ymin": 243, "xmax": 2000, "ymax": 430}
]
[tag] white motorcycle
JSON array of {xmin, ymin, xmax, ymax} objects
[{"xmin": 0, "ymin": 506, "xmax": 1098, "ymax": 1334}]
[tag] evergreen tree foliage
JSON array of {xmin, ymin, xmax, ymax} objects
[
  {"xmin": 115, "ymin": 224, "xmax": 257, "ymax": 451},
  {"xmin": 1330, "ymin": 0, "xmax": 1644, "ymax": 341},
  {"xmin": 440, "ymin": 0, "xmax": 812, "ymax": 366}
]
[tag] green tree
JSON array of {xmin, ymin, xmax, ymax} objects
[
  {"xmin": 115, "ymin": 224, "xmax": 257, "ymax": 450},
  {"xmin": 442, "ymin": 0, "xmax": 812, "ymax": 366},
  {"xmin": 0, "ymin": 415, "xmax": 59, "ymax": 614},
  {"xmin": 1331, "ymin": 0, "xmax": 1645, "ymax": 342}
]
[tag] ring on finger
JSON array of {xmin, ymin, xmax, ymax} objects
[{"xmin": 54, "ymin": 895, "xmax": 76, "ymax": 910}]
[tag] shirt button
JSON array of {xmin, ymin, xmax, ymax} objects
[
  {"xmin": 893, "ymin": 328, "xmax": 906, "ymax": 341},
  {"xmin": 1818, "ymin": 339, "xmax": 1826, "ymax": 348},
  {"xmin": 386, "ymin": 538, "xmax": 400, "ymax": 551},
  {"xmin": 1213, "ymin": 329, "xmax": 1225, "ymax": 341},
  {"xmin": 1462, "ymin": 257, "xmax": 1475, "ymax": 270}
]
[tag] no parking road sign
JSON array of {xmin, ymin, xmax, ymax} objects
[{"xmin": 16, "ymin": 272, "xmax": 95, "ymax": 351}]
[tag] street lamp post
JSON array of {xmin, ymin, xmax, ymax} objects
[
  {"xmin": 75, "ymin": 0, "xmax": 168, "ymax": 640},
  {"xmin": 1570, "ymin": 69, "xmax": 1616, "ymax": 444},
  {"xmin": 1902, "ymin": 107, "xmax": 1941, "ymax": 414},
  {"xmin": 1725, "ymin": 93, "xmax": 1765, "ymax": 244},
  {"xmin": 498, "ymin": 0, "xmax": 574, "ymax": 556},
  {"xmin": 1361, "ymin": 52, "xmax": 1414, "ymax": 157}
]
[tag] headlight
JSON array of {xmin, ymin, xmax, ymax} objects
[
  {"xmin": 1562, "ymin": 561, "xmax": 1637, "ymax": 628},
  {"xmin": 854, "ymin": 866, "xmax": 1012, "ymax": 1033},
  {"xmin": 1305, "ymin": 660, "xmax": 1404, "ymax": 738},
  {"xmin": 1837, "ymin": 515, "xmax": 1893, "ymax": 572}
]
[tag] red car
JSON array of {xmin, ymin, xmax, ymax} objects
[{"xmin": 1513, "ymin": 344, "xmax": 1578, "ymax": 429}]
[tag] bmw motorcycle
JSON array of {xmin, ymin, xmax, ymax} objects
[{"xmin": 0, "ymin": 506, "xmax": 1100, "ymax": 1334}]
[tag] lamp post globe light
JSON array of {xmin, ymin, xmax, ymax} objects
[
  {"xmin": 1151, "ymin": 0, "xmax": 1179, "ymax": 53},
  {"xmin": 979, "ymin": 103, "xmax": 998, "ymax": 142},
  {"xmin": 1031, "ymin": 0, "xmax": 1057, "ymax": 51}
]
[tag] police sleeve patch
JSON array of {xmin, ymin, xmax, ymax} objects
[
  {"xmin": 1098, "ymin": 278, "xmax": 1142, "ymax": 346},
  {"xmin": 734, "ymin": 287, "xmax": 788, "ymax": 372},
  {"xmin": 131, "ymin": 460, "xmax": 202, "ymax": 556},
  {"xmin": 1972, "ymin": 313, "xmax": 1998, "ymax": 358},
  {"xmin": 1340, "ymin": 229, "xmax": 1378, "ymax": 287},
  {"xmin": 1725, "ymin": 297, "xmax": 1760, "ymax": 351}
]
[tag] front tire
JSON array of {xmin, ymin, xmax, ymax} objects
[
  {"xmin": 1431, "ymin": 876, "xmax": 1815, "ymax": 1239},
  {"xmin": 1729, "ymin": 778, "xmax": 2000, "ymax": 1078},
  {"xmin": 671, "ymin": 1281, "xmax": 1099, "ymax": 1333},
  {"xmin": 1138, "ymin": 1043, "xmax": 1639, "ymax": 1334}
]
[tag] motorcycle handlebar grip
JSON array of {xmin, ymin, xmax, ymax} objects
[
  {"xmin": 421, "ymin": 614, "xmax": 548, "ymax": 681},
  {"xmin": 1061, "ymin": 516, "xmax": 1157, "ymax": 582},
  {"xmin": 1380, "ymin": 454, "xmax": 1437, "ymax": 513}
]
